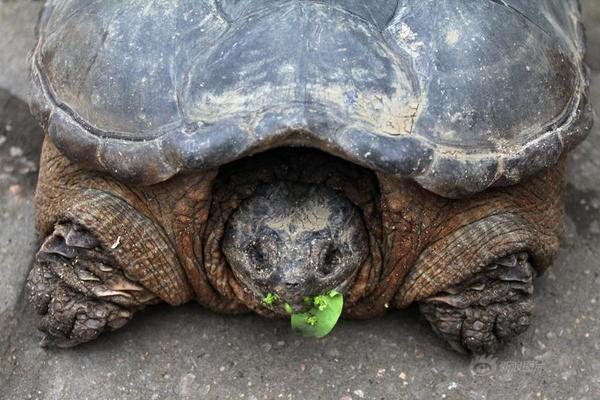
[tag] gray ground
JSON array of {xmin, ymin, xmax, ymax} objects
[{"xmin": 0, "ymin": 1, "xmax": 599, "ymax": 399}]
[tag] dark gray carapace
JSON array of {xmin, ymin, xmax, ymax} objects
[{"xmin": 30, "ymin": 0, "xmax": 592, "ymax": 197}]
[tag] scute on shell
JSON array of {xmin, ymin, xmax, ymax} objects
[{"xmin": 30, "ymin": 0, "xmax": 592, "ymax": 197}]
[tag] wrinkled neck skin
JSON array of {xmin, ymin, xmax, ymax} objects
[
  {"xmin": 203, "ymin": 148, "xmax": 384, "ymax": 316},
  {"xmin": 36, "ymin": 139, "xmax": 566, "ymax": 318}
]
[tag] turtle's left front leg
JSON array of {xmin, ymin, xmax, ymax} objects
[
  {"xmin": 392, "ymin": 161, "xmax": 566, "ymax": 354},
  {"xmin": 419, "ymin": 253, "xmax": 535, "ymax": 354}
]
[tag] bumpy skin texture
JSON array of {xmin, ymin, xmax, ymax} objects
[
  {"xmin": 419, "ymin": 253, "xmax": 535, "ymax": 354},
  {"xmin": 223, "ymin": 182, "xmax": 369, "ymax": 310},
  {"xmin": 28, "ymin": 140, "xmax": 566, "ymax": 351},
  {"xmin": 202, "ymin": 148, "xmax": 383, "ymax": 317},
  {"xmin": 27, "ymin": 222, "xmax": 155, "ymax": 347}
]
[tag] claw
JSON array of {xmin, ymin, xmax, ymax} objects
[
  {"xmin": 26, "ymin": 222, "xmax": 157, "ymax": 347},
  {"xmin": 425, "ymin": 294, "xmax": 471, "ymax": 308},
  {"xmin": 98, "ymin": 265, "xmax": 114, "ymax": 272},
  {"xmin": 76, "ymin": 269, "xmax": 101, "ymax": 282},
  {"xmin": 495, "ymin": 254, "xmax": 519, "ymax": 267},
  {"xmin": 92, "ymin": 286, "xmax": 133, "ymax": 299},
  {"xmin": 108, "ymin": 279, "xmax": 146, "ymax": 292},
  {"xmin": 34, "ymin": 282, "xmax": 136, "ymax": 348},
  {"xmin": 420, "ymin": 254, "xmax": 535, "ymax": 354}
]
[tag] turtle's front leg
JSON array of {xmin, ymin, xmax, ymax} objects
[
  {"xmin": 26, "ymin": 222, "xmax": 158, "ymax": 347},
  {"xmin": 27, "ymin": 139, "xmax": 197, "ymax": 347},
  {"xmin": 419, "ymin": 253, "xmax": 535, "ymax": 354}
]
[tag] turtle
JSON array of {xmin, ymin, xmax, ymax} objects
[{"xmin": 25, "ymin": 0, "xmax": 593, "ymax": 354}]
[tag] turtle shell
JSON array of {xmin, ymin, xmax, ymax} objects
[{"xmin": 30, "ymin": 0, "xmax": 593, "ymax": 197}]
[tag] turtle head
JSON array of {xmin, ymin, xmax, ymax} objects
[{"xmin": 223, "ymin": 182, "xmax": 368, "ymax": 311}]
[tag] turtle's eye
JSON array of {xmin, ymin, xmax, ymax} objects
[
  {"xmin": 319, "ymin": 245, "xmax": 342, "ymax": 276},
  {"xmin": 247, "ymin": 243, "xmax": 267, "ymax": 272}
]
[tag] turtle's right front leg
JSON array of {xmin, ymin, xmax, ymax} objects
[
  {"xmin": 27, "ymin": 222, "xmax": 158, "ymax": 347},
  {"xmin": 27, "ymin": 139, "xmax": 197, "ymax": 347}
]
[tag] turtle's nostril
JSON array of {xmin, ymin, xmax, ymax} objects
[{"xmin": 285, "ymin": 281, "xmax": 300, "ymax": 289}]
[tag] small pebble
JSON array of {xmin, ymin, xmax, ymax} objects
[
  {"xmin": 9, "ymin": 146, "xmax": 23, "ymax": 157},
  {"xmin": 260, "ymin": 343, "xmax": 272, "ymax": 352},
  {"xmin": 9, "ymin": 184, "xmax": 21, "ymax": 195}
]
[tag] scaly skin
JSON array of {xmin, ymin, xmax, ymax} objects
[
  {"xmin": 223, "ymin": 181, "xmax": 369, "ymax": 311},
  {"xmin": 28, "ymin": 138, "xmax": 566, "ymax": 350},
  {"xmin": 202, "ymin": 148, "xmax": 383, "ymax": 317},
  {"xmin": 419, "ymin": 253, "xmax": 535, "ymax": 354}
]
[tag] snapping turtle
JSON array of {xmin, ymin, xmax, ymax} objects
[{"xmin": 26, "ymin": 0, "xmax": 592, "ymax": 353}]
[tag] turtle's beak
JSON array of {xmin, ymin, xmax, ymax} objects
[
  {"xmin": 269, "ymin": 260, "xmax": 316, "ymax": 301},
  {"xmin": 265, "ymin": 256, "xmax": 349, "ymax": 311},
  {"xmin": 222, "ymin": 182, "xmax": 369, "ymax": 312}
]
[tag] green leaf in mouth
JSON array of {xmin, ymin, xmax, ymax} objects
[
  {"xmin": 262, "ymin": 293, "xmax": 280, "ymax": 306},
  {"xmin": 290, "ymin": 290, "xmax": 343, "ymax": 338}
]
